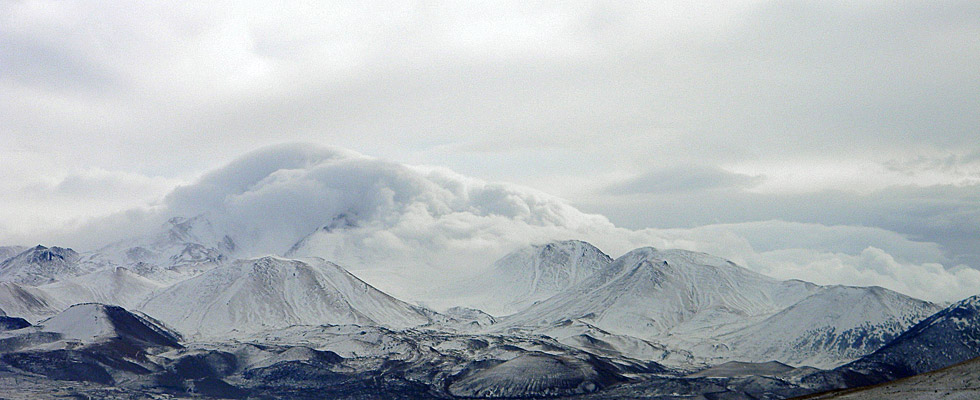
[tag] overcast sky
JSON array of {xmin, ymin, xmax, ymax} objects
[{"xmin": 2, "ymin": 1, "xmax": 979, "ymax": 300}]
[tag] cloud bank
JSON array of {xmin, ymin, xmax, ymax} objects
[{"xmin": 40, "ymin": 143, "xmax": 975, "ymax": 303}]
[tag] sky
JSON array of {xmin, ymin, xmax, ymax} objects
[{"xmin": 2, "ymin": 1, "xmax": 980, "ymax": 302}]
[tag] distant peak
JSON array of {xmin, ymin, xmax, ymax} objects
[
  {"xmin": 254, "ymin": 255, "xmax": 283, "ymax": 263},
  {"xmin": 320, "ymin": 212, "xmax": 358, "ymax": 232},
  {"xmin": 533, "ymin": 240, "xmax": 596, "ymax": 253},
  {"xmin": 611, "ymin": 247, "xmax": 662, "ymax": 263},
  {"xmin": 18, "ymin": 245, "xmax": 77, "ymax": 259},
  {"xmin": 243, "ymin": 255, "xmax": 298, "ymax": 268}
]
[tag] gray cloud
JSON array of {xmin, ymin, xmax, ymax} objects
[
  {"xmin": 604, "ymin": 166, "xmax": 762, "ymax": 195},
  {"xmin": 19, "ymin": 143, "xmax": 972, "ymax": 304},
  {"xmin": 3, "ymin": 2, "xmax": 980, "ymax": 302},
  {"xmin": 2, "ymin": 1, "xmax": 977, "ymax": 178},
  {"xmin": 582, "ymin": 183, "xmax": 980, "ymax": 266}
]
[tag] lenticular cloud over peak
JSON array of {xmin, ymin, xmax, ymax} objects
[
  {"xmin": 74, "ymin": 143, "xmax": 980, "ymax": 303},
  {"xmin": 156, "ymin": 143, "xmax": 618, "ymax": 281}
]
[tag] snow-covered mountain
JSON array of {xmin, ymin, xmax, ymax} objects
[
  {"xmin": 0, "ymin": 216, "xmax": 240, "ymax": 325},
  {"xmin": 452, "ymin": 240, "xmax": 612, "ymax": 316},
  {"xmin": 139, "ymin": 256, "xmax": 433, "ymax": 337},
  {"xmin": 0, "ymin": 245, "xmax": 83, "ymax": 285},
  {"xmin": 719, "ymin": 285, "xmax": 940, "ymax": 368},
  {"xmin": 38, "ymin": 267, "xmax": 165, "ymax": 311},
  {"xmin": 498, "ymin": 247, "xmax": 937, "ymax": 368},
  {"xmin": 501, "ymin": 247, "xmax": 817, "ymax": 337},
  {"xmin": 447, "ymin": 353, "xmax": 624, "ymax": 398},
  {"xmin": 0, "ymin": 303, "xmax": 182, "ymax": 388},
  {"xmin": 85, "ymin": 215, "xmax": 236, "ymax": 282},
  {"xmin": 0, "ymin": 267, "xmax": 167, "ymax": 323}
]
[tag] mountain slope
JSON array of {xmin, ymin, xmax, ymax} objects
[
  {"xmin": 817, "ymin": 294, "xmax": 980, "ymax": 387},
  {"xmin": 0, "ymin": 282, "xmax": 60, "ymax": 322},
  {"xmin": 0, "ymin": 303, "xmax": 182, "ymax": 387},
  {"xmin": 797, "ymin": 355, "xmax": 980, "ymax": 400},
  {"xmin": 454, "ymin": 240, "xmax": 612, "ymax": 316},
  {"xmin": 37, "ymin": 267, "xmax": 165, "ymax": 311},
  {"xmin": 84, "ymin": 215, "xmax": 236, "ymax": 282},
  {"xmin": 721, "ymin": 285, "xmax": 940, "ymax": 368},
  {"xmin": 38, "ymin": 303, "xmax": 181, "ymax": 347},
  {"xmin": 140, "ymin": 256, "xmax": 433, "ymax": 337}
]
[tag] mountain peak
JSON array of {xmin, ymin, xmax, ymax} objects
[
  {"xmin": 140, "ymin": 256, "xmax": 432, "ymax": 336},
  {"xmin": 26, "ymin": 245, "xmax": 77, "ymax": 258},
  {"xmin": 320, "ymin": 212, "xmax": 358, "ymax": 232},
  {"xmin": 452, "ymin": 240, "xmax": 613, "ymax": 316},
  {"xmin": 499, "ymin": 245, "xmax": 817, "ymax": 341},
  {"xmin": 0, "ymin": 245, "xmax": 81, "ymax": 286},
  {"xmin": 91, "ymin": 214, "xmax": 236, "ymax": 272},
  {"xmin": 162, "ymin": 214, "xmax": 224, "ymax": 246}
]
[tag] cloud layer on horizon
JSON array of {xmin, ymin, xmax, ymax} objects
[{"xmin": 15, "ymin": 143, "xmax": 976, "ymax": 304}]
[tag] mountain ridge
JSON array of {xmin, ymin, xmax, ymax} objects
[{"xmin": 139, "ymin": 256, "xmax": 434, "ymax": 337}]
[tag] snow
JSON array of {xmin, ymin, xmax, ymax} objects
[
  {"xmin": 446, "ymin": 240, "xmax": 612, "ymax": 316},
  {"xmin": 496, "ymin": 247, "xmax": 937, "ymax": 368},
  {"xmin": 720, "ymin": 285, "xmax": 940, "ymax": 368},
  {"xmin": 83, "ymin": 215, "xmax": 235, "ymax": 283},
  {"xmin": 0, "ymin": 245, "xmax": 83, "ymax": 286},
  {"xmin": 0, "ymin": 246, "xmax": 27, "ymax": 263},
  {"xmin": 38, "ymin": 303, "xmax": 118, "ymax": 342},
  {"xmin": 139, "ymin": 256, "xmax": 432, "ymax": 337},
  {"xmin": 0, "ymin": 282, "xmax": 59, "ymax": 323},
  {"xmin": 687, "ymin": 360, "xmax": 795, "ymax": 378},
  {"xmin": 839, "ymin": 295, "xmax": 980, "ymax": 378},
  {"xmin": 0, "ymin": 229, "xmax": 948, "ymax": 381},
  {"xmin": 37, "ymin": 267, "xmax": 165, "ymax": 311}
]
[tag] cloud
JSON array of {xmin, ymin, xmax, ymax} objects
[
  {"xmin": 673, "ymin": 221, "xmax": 947, "ymax": 265},
  {"xmin": 3, "ymin": 1, "xmax": 980, "ymax": 304},
  {"xmin": 43, "ymin": 143, "xmax": 970, "ymax": 304},
  {"xmin": 604, "ymin": 166, "xmax": 762, "ymax": 195},
  {"xmin": 0, "ymin": 164, "xmax": 180, "ymax": 249},
  {"xmin": 753, "ymin": 247, "xmax": 980, "ymax": 305},
  {"xmin": 2, "ymin": 1, "xmax": 978, "ymax": 183},
  {"xmin": 580, "ymin": 180, "xmax": 980, "ymax": 267},
  {"xmin": 157, "ymin": 143, "xmax": 612, "ymax": 263}
]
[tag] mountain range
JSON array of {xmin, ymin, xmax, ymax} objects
[{"xmin": 0, "ymin": 214, "xmax": 976, "ymax": 399}]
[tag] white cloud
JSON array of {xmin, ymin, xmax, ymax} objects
[
  {"xmin": 0, "ymin": 156, "xmax": 180, "ymax": 248},
  {"xmin": 3, "ymin": 1, "xmax": 980, "ymax": 303},
  {"xmin": 45, "ymin": 143, "xmax": 971, "ymax": 303},
  {"xmin": 753, "ymin": 247, "xmax": 980, "ymax": 304}
]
